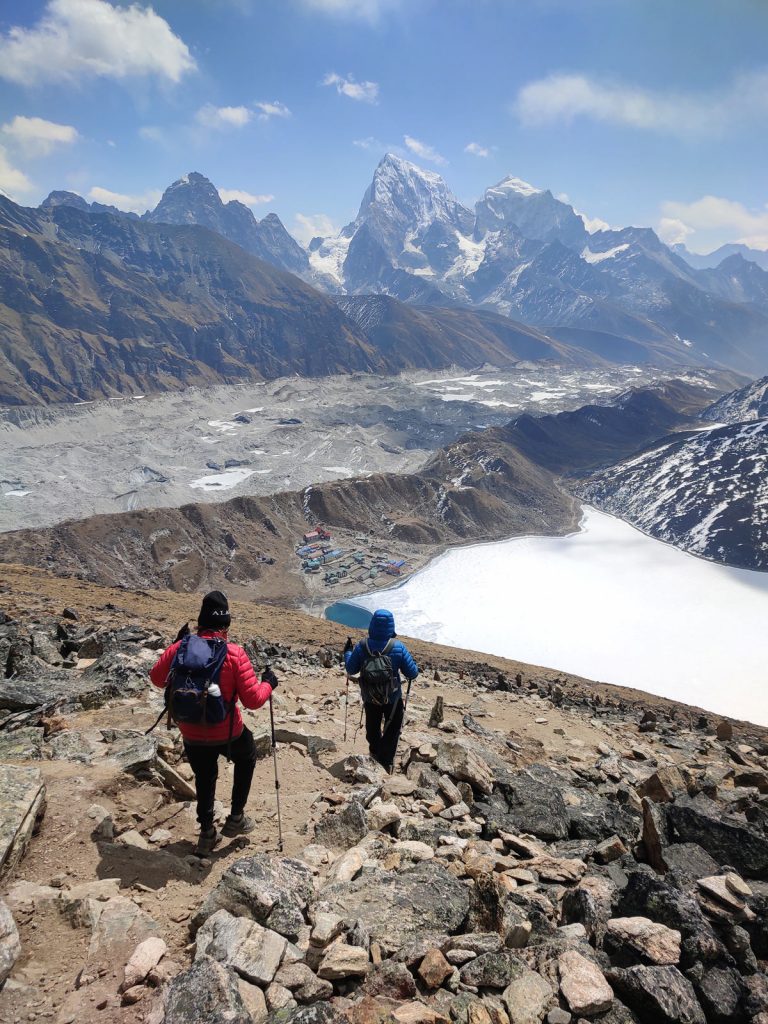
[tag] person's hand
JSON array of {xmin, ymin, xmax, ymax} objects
[
  {"xmin": 262, "ymin": 667, "xmax": 278, "ymax": 689},
  {"xmin": 174, "ymin": 622, "xmax": 190, "ymax": 643},
  {"xmin": 343, "ymin": 637, "xmax": 354, "ymax": 655}
]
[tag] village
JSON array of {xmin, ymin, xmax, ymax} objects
[{"xmin": 294, "ymin": 524, "xmax": 413, "ymax": 591}]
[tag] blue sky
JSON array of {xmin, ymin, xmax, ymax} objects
[{"xmin": 1, "ymin": 0, "xmax": 767, "ymax": 252}]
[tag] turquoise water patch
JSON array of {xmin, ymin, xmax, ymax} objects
[{"xmin": 324, "ymin": 601, "xmax": 373, "ymax": 630}]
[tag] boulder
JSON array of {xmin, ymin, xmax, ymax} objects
[
  {"xmin": 329, "ymin": 846, "xmax": 365, "ymax": 884},
  {"xmin": 694, "ymin": 966, "xmax": 747, "ymax": 1023},
  {"xmin": 604, "ymin": 917, "xmax": 681, "ymax": 966},
  {"xmin": 367, "ymin": 802, "xmax": 402, "ymax": 833},
  {"xmin": 0, "ymin": 899, "xmax": 21, "ymax": 989},
  {"xmin": 317, "ymin": 942, "xmax": 370, "ymax": 979},
  {"xmin": 0, "ymin": 764, "xmax": 46, "ymax": 880},
  {"xmin": 502, "ymin": 962, "xmax": 553, "ymax": 1024},
  {"xmin": 310, "ymin": 911, "xmax": 344, "ymax": 947},
  {"xmin": 637, "ymin": 768, "xmax": 687, "ymax": 804},
  {"xmin": 46, "ymin": 729, "xmax": 94, "ymax": 764},
  {"xmin": 434, "ymin": 740, "xmax": 494, "ymax": 795},
  {"xmin": 318, "ymin": 862, "xmax": 470, "ymax": 954},
  {"xmin": 193, "ymin": 856, "xmax": 314, "ymax": 942},
  {"xmin": 361, "ymin": 960, "xmax": 418, "ymax": 1000},
  {"xmin": 0, "ymin": 727, "xmax": 44, "ymax": 760},
  {"xmin": 274, "ymin": 962, "xmax": 333, "ymax": 1003},
  {"xmin": 121, "ymin": 936, "xmax": 167, "ymax": 991},
  {"xmin": 418, "ymin": 948, "xmax": 453, "ymax": 989},
  {"xmin": 459, "ymin": 951, "xmax": 521, "ymax": 989},
  {"xmin": 666, "ymin": 795, "xmax": 768, "ymax": 879},
  {"xmin": 195, "ymin": 909, "xmax": 287, "ymax": 985},
  {"xmin": 615, "ymin": 873, "xmax": 723, "ymax": 967},
  {"xmin": 663, "ymin": 844, "xmax": 720, "ymax": 887},
  {"xmin": 558, "ymin": 950, "xmax": 613, "ymax": 1016},
  {"xmin": 492, "ymin": 772, "xmax": 569, "ymax": 841},
  {"xmin": 164, "ymin": 955, "xmax": 251, "ymax": 1024},
  {"xmin": 314, "ymin": 801, "xmax": 368, "ymax": 852},
  {"xmin": 607, "ymin": 965, "xmax": 706, "ymax": 1024}
]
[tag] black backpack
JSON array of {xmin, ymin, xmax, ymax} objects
[
  {"xmin": 147, "ymin": 634, "xmax": 231, "ymax": 737},
  {"xmin": 166, "ymin": 634, "xmax": 230, "ymax": 725},
  {"xmin": 359, "ymin": 638, "xmax": 397, "ymax": 705}
]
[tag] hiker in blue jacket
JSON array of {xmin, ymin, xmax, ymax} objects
[{"xmin": 344, "ymin": 609, "xmax": 419, "ymax": 773}]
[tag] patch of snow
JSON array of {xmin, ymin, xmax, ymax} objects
[
  {"xmin": 189, "ymin": 468, "xmax": 254, "ymax": 491},
  {"xmin": 581, "ymin": 244, "xmax": 630, "ymax": 264},
  {"xmin": 4, "ymin": 490, "xmax": 30, "ymax": 497}
]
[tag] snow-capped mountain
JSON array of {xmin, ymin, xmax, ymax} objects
[
  {"xmin": 701, "ymin": 374, "xmax": 768, "ymax": 424},
  {"xmin": 311, "ymin": 154, "xmax": 768, "ymax": 376},
  {"xmin": 474, "ymin": 176, "xmax": 587, "ymax": 247},
  {"xmin": 581, "ymin": 419, "xmax": 768, "ymax": 570}
]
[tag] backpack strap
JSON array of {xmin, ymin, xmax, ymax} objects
[{"xmin": 364, "ymin": 637, "xmax": 395, "ymax": 657}]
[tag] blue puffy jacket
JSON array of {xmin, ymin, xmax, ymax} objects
[{"xmin": 344, "ymin": 609, "xmax": 419, "ymax": 705}]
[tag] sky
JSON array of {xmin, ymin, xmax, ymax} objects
[{"xmin": 1, "ymin": 0, "xmax": 767, "ymax": 253}]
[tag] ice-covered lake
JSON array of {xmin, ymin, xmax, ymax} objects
[{"xmin": 330, "ymin": 508, "xmax": 768, "ymax": 726}]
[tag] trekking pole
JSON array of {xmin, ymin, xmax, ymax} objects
[
  {"xmin": 343, "ymin": 675, "xmax": 350, "ymax": 742},
  {"xmin": 390, "ymin": 677, "xmax": 413, "ymax": 774},
  {"xmin": 266, "ymin": 671, "xmax": 284, "ymax": 853}
]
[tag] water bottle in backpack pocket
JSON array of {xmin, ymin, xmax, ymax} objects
[
  {"xmin": 358, "ymin": 638, "xmax": 397, "ymax": 705},
  {"xmin": 166, "ymin": 634, "xmax": 230, "ymax": 725}
]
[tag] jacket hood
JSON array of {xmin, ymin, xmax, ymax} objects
[{"xmin": 368, "ymin": 609, "xmax": 396, "ymax": 648}]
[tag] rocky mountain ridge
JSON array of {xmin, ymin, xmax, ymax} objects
[
  {"xmin": 1, "ymin": 572, "xmax": 767, "ymax": 1024},
  {"xmin": 0, "ymin": 194, "xmax": 590, "ymax": 406}
]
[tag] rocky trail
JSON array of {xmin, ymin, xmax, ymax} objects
[{"xmin": 1, "ymin": 566, "xmax": 768, "ymax": 1024}]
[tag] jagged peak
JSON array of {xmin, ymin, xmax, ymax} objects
[{"xmin": 374, "ymin": 151, "xmax": 446, "ymax": 186}]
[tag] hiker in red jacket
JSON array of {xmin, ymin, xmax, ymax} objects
[{"xmin": 150, "ymin": 591, "xmax": 276, "ymax": 855}]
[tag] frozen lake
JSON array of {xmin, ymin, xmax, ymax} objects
[{"xmin": 330, "ymin": 508, "xmax": 768, "ymax": 726}]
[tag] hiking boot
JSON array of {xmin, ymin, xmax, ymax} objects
[
  {"xmin": 193, "ymin": 826, "xmax": 218, "ymax": 857},
  {"xmin": 221, "ymin": 812, "xmax": 256, "ymax": 837}
]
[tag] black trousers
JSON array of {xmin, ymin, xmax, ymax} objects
[
  {"xmin": 365, "ymin": 698, "xmax": 404, "ymax": 769},
  {"xmin": 184, "ymin": 726, "xmax": 257, "ymax": 830}
]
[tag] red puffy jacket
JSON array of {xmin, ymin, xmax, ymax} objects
[{"xmin": 149, "ymin": 629, "xmax": 274, "ymax": 744}]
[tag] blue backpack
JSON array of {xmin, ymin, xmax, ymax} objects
[{"xmin": 165, "ymin": 634, "xmax": 230, "ymax": 725}]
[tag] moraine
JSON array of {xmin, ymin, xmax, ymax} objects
[{"xmin": 328, "ymin": 507, "xmax": 768, "ymax": 726}]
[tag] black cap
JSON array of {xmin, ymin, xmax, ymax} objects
[{"xmin": 198, "ymin": 590, "xmax": 231, "ymax": 631}]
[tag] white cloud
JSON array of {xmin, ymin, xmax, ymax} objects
[
  {"xmin": 514, "ymin": 69, "xmax": 768, "ymax": 138},
  {"xmin": 464, "ymin": 142, "xmax": 490, "ymax": 158},
  {"xmin": 353, "ymin": 136, "xmax": 383, "ymax": 151},
  {"xmin": 219, "ymin": 188, "xmax": 274, "ymax": 207},
  {"xmin": 1, "ymin": 115, "xmax": 79, "ymax": 156},
  {"xmin": 404, "ymin": 135, "xmax": 446, "ymax": 166},
  {"xmin": 579, "ymin": 213, "xmax": 611, "ymax": 234},
  {"xmin": 657, "ymin": 217, "xmax": 695, "ymax": 247},
  {"xmin": 254, "ymin": 101, "xmax": 291, "ymax": 121},
  {"xmin": 292, "ymin": 212, "xmax": 339, "ymax": 245},
  {"xmin": 87, "ymin": 185, "xmax": 162, "ymax": 214},
  {"xmin": 196, "ymin": 104, "xmax": 252, "ymax": 130},
  {"xmin": 0, "ymin": 0, "xmax": 195, "ymax": 88},
  {"xmin": 0, "ymin": 147, "xmax": 34, "ymax": 199},
  {"xmin": 139, "ymin": 125, "xmax": 164, "ymax": 143},
  {"xmin": 659, "ymin": 195, "xmax": 768, "ymax": 252},
  {"xmin": 322, "ymin": 72, "xmax": 379, "ymax": 103},
  {"xmin": 302, "ymin": 0, "xmax": 399, "ymax": 19}
]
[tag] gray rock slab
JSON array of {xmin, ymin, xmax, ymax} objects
[
  {"xmin": 317, "ymin": 861, "xmax": 470, "ymax": 954},
  {"xmin": 0, "ymin": 764, "xmax": 46, "ymax": 881}
]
